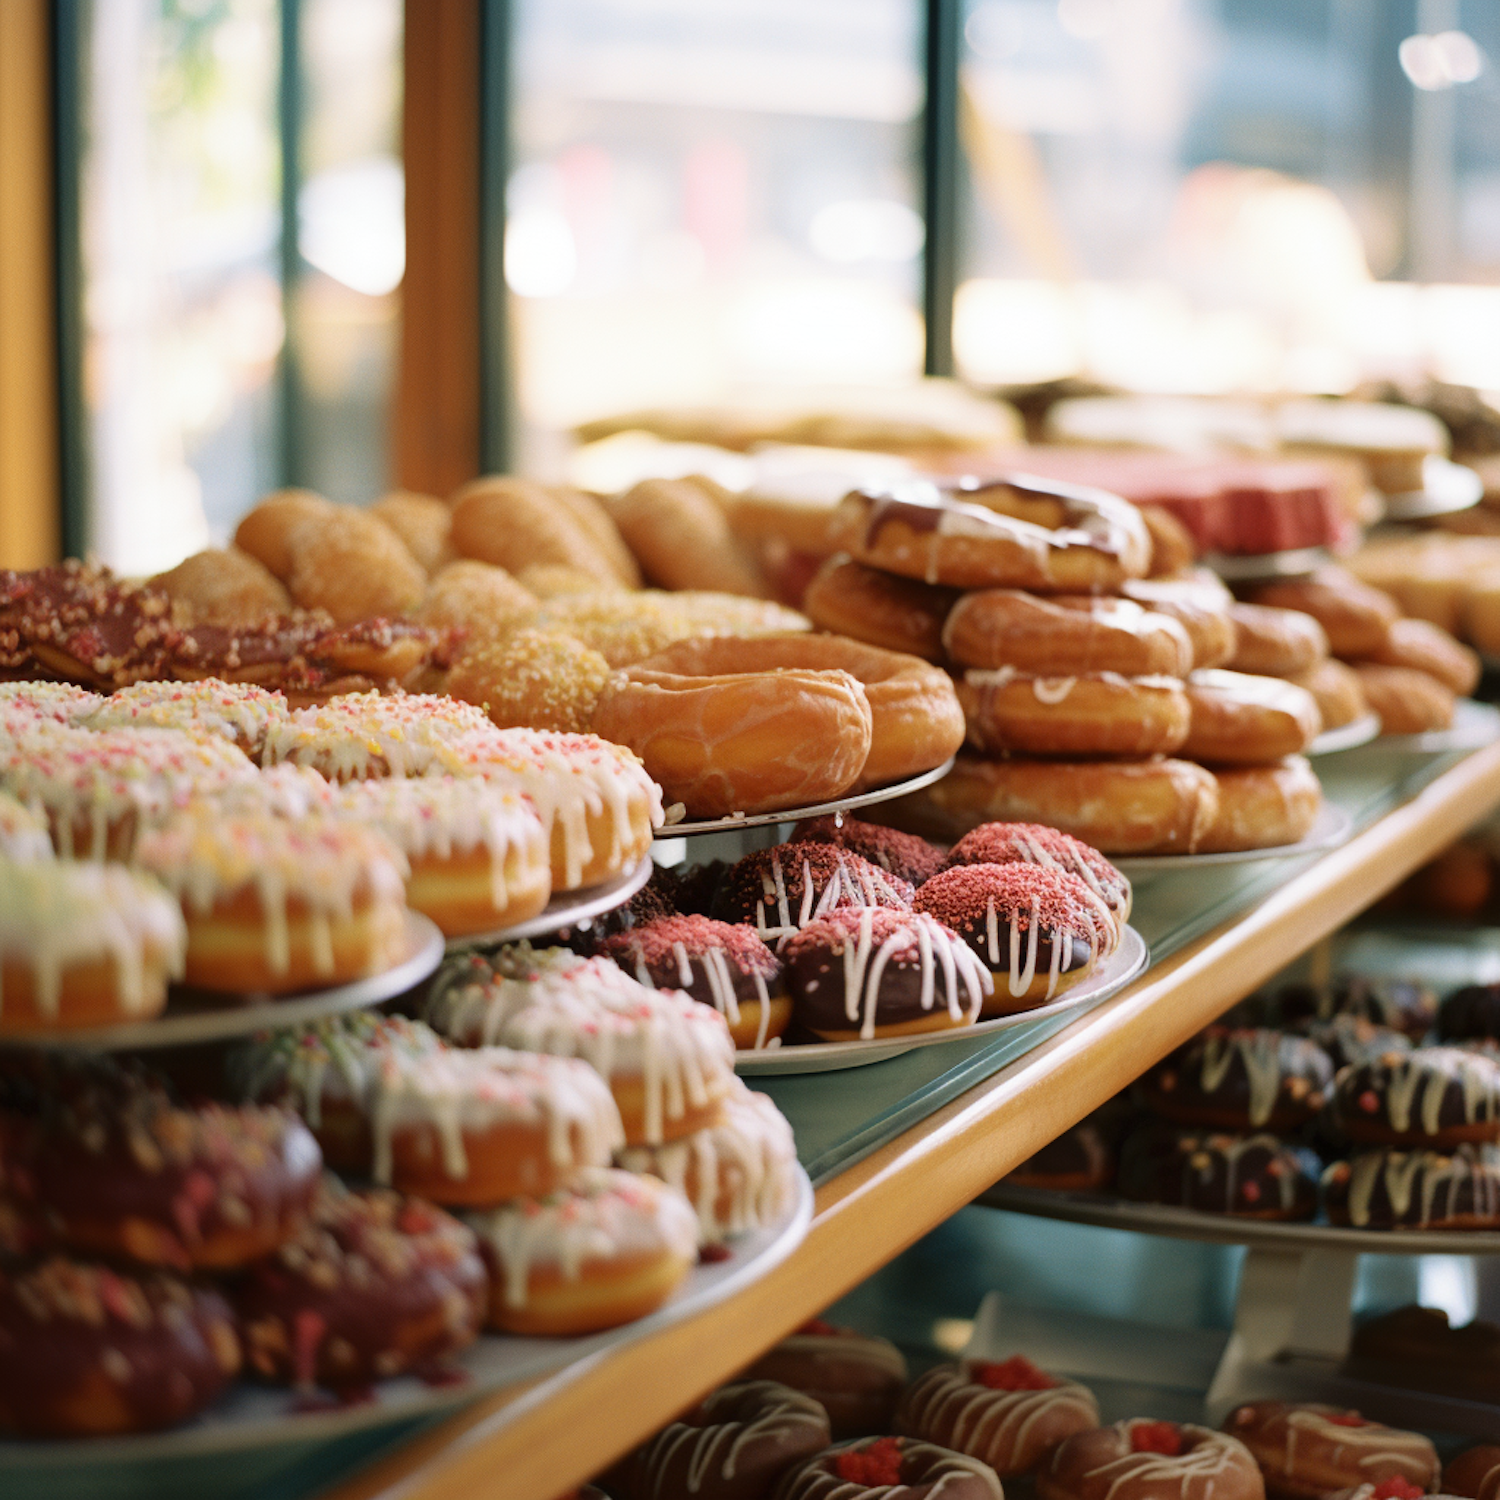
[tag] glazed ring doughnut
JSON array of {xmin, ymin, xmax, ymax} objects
[
  {"xmin": 832, "ymin": 477, "xmax": 1151, "ymax": 592},
  {"xmin": 957, "ymin": 670, "xmax": 1191, "ymax": 757},
  {"xmin": 628, "ymin": 1379, "xmax": 832, "ymax": 1500},
  {"xmin": 1228, "ymin": 602, "xmax": 1330, "ymax": 676},
  {"xmin": 872, "ymin": 753, "xmax": 1220, "ymax": 856},
  {"xmin": 778, "ymin": 1435, "xmax": 1004, "ymax": 1500},
  {"xmin": 1221, "ymin": 1402, "xmax": 1439, "ymax": 1500},
  {"xmin": 1122, "ymin": 572, "xmax": 1238, "ymax": 670},
  {"xmin": 1180, "ymin": 669, "xmax": 1322, "ymax": 765},
  {"xmin": 740, "ymin": 1321, "xmax": 908, "ymax": 1440},
  {"xmin": 802, "ymin": 555, "xmax": 958, "ymax": 662},
  {"xmin": 467, "ymin": 1166, "xmax": 700, "ymax": 1335},
  {"xmin": 1197, "ymin": 755, "xmax": 1321, "ymax": 854},
  {"xmin": 1245, "ymin": 569, "xmax": 1401, "ymax": 657},
  {"xmin": 1040, "ymin": 1420, "xmax": 1262, "ymax": 1500},
  {"xmin": 1353, "ymin": 663, "xmax": 1456, "ymax": 734},
  {"xmin": 943, "ymin": 590, "xmax": 1193, "ymax": 677},
  {"xmin": 0, "ymin": 1257, "xmax": 241, "ymax": 1436},
  {"xmin": 1359, "ymin": 616, "xmax": 1480, "ymax": 696},
  {"xmin": 369, "ymin": 490, "xmax": 456, "ymax": 575},
  {"xmin": 1286, "ymin": 659, "xmax": 1368, "ymax": 731}
]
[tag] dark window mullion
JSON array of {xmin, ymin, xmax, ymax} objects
[
  {"xmin": 278, "ymin": 0, "xmax": 303, "ymax": 487},
  {"xmin": 923, "ymin": 0, "xmax": 961, "ymax": 379},
  {"xmin": 479, "ymin": 0, "xmax": 512, "ymax": 474},
  {"xmin": 51, "ymin": 0, "xmax": 86, "ymax": 559}
]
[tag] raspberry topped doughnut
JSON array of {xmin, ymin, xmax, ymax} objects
[
  {"xmin": 1332, "ymin": 1046, "xmax": 1500, "ymax": 1147},
  {"xmin": 711, "ymin": 842, "xmax": 914, "ymax": 940},
  {"xmin": 1039, "ymin": 1420, "xmax": 1263, "ymax": 1500},
  {"xmin": 600, "ymin": 914, "xmax": 791, "ymax": 1050},
  {"xmin": 1141, "ymin": 1028, "xmax": 1334, "ymax": 1131},
  {"xmin": 85, "ymin": 679, "xmax": 287, "ymax": 758},
  {"xmin": 740, "ymin": 1320, "xmax": 908, "ymax": 1438},
  {"xmin": 235, "ymin": 1181, "xmax": 486, "ymax": 1387},
  {"xmin": 914, "ymin": 863, "xmax": 1117, "ymax": 1011},
  {"xmin": 781, "ymin": 907, "xmax": 992, "ymax": 1040},
  {"xmin": 629, "ymin": 1379, "xmax": 832, "ymax": 1500},
  {"xmin": 793, "ymin": 815, "xmax": 947, "ymax": 886},
  {"xmin": 945, "ymin": 822, "xmax": 1132, "ymax": 931},
  {"xmin": 777, "ymin": 1435, "xmax": 1005, "ymax": 1500},
  {"xmin": 0, "ymin": 1257, "xmax": 241, "ymax": 1436},
  {"xmin": 897, "ymin": 1357, "xmax": 1099, "ymax": 1477},
  {"xmin": 1222, "ymin": 1402, "xmax": 1438, "ymax": 1500}
]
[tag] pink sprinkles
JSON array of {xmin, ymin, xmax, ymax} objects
[{"xmin": 915, "ymin": 862, "xmax": 1110, "ymax": 943}]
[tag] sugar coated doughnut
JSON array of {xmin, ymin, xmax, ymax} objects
[
  {"xmin": 792, "ymin": 815, "xmax": 946, "ymax": 886},
  {"xmin": 777, "ymin": 1435, "xmax": 1005, "ymax": 1500},
  {"xmin": 957, "ymin": 669, "xmax": 1191, "ymax": 757},
  {"xmin": 1285, "ymin": 659, "xmax": 1367, "ymax": 731},
  {"xmin": 467, "ymin": 1166, "xmax": 699, "ymax": 1334},
  {"xmin": 1228, "ymin": 602, "xmax": 1330, "ymax": 677},
  {"xmin": 151, "ymin": 546, "xmax": 291, "ymax": 627},
  {"xmin": 284, "ymin": 505, "xmax": 428, "ymax": 624},
  {"xmin": 945, "ymin": 821, "xmax": 1132, "ymax": 930},
  {"xmin": 1122, "ymin": 572, "xmax": 1237, "ymax": 670},
  {"xmin": 1353, "ymin": 663, "xmax": 1455, "ymax": 734},
  {"xmin": 610, "ymin": 477, "xmax": 771, "ymax": 597},
  {"xmin": 1245, "ymin": 568, "xmax": 1400, "ymax": 657},
  {"xmin": 740, "ymin": 1320, "xmax": 908, "ymax": 1439},
  {"xmin": 235, "ymin": 1181, "xmax": 485, "ymax": 1386},
  {"xmin": 1141, "ymin": 1027, "xmax": 1333, "ymax": 1131},
  {"xmin": 0, "ymin": 1257, "xmax": 240, "ymax": 1436},
  {"xmin": 445, "ymin": 627, "xmax": 613, "ymax": 736},
  {"xmin": 85, "ymin": 679, "xmax": 287, "ymax": 758},
  {"xmin": 233, "ymin": 489, "xmax": 335, "ymax": 580},
  {"xmin": 1332, "ymin": 1045, "xmax": 1500, "ymax": 1148},
  {"xmin": 944, "ymin": 590, "xmax": 1192, "ymax": 677},
  {"xmin": 1181, "ymin": 670, "xmax": 1321, "ymax": 765},
  {"xmin": 711, "ymin": 843, "xmax": 913, "ymax": 941},
  {"xmin": 1040, "ymin": 1421, "xmax": 1263, "ymax": 1500},
  {"xmin": 415, "ymin": 558, "xmax": 538, "ymax": 646},
  {"xmin": 1324, "ymin": 1144, "xmax": 1500, "ymax": 1229},
  {"xmin": 1198, "ymin": 756, "xmax": 1322, "ymax": 854},
  {"xmin": 369, "ymin": 489, "xmax": 455, "ymax": 574},
  {"xmin": 450, "ymin": 476, "xmax": 626, "ymax": 587},
  {"xmin": 803, "ymin": 555, "xmax": 958, "ymax": 661},
  {"xmin": 896, "ymin": 1356, "xmax": 1100, "ymax": 1477}
]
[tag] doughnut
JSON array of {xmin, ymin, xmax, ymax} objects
[
  {"xmin": 945, "ymin": 822, "xmax": 1132, "ymax": 931},
  {"xmin": 1285, "ymin": 659, "xmax": 1368, "ymax": 731},
  {"xmin": 369, "ymin": 490, "xmax": 456, "ymax": 574},
  {"xmin": 792, "ymin": 815, "xmax": 947, "ymax": 886},
  {"xmin": 0, "ymin": 1257, "xmax": 240, "ymax": 1436},
  {"xmin": 1358, "ymin": 616, "xmax": 1480, "ymax": 695},
  {"xmin": 1180, "ymin": 670, "xmax": 1321, "ymax": 764},
  {"xmin": 1122, "ymin": 572, "xmax": 1237, "ymax": 670},
  {"xmin": 84, "ymin": 679, "xmax": 288, "ymax": 758},
  {"xmin": 0, "ymin": 680, "xmax": 104, "ymax": 728},
  {"xmin": 1197, "ymin": 756, "xmax": 1322, "ymax": 854},
  {"xmin": 896, "ymin": 1357, "xmax": 1100, "ymax": 1477},
  {"xmin": 467, "ymin": 1166, "xmax": 699, "ymax": 1334},
  {"xmin": 550, "ymin": 484, "xmax": 644, "ymax": 588},
  {"xmin": 778, "ymin": 1436, "xmax": 1004, "ymax": 1500},
  {"xmin": 1116, "ymin": 1125, "xmax": 1319, "ymax": 1220},
  {"xmin": 956, "ymin": 670, "xmax": 1191, "ymax": 757},
  {"xmin": 0, "ymin": 787, "xmax": 53, "ymax": 860},
  {"xmin": 233, "ymin": 488, "xmax": 335, "ymax": 579},
  {"xmin": 328, "ymin": 773, "xmax": 551, "ymax": 937},
  {"xmin": 628, "ymin": 1379, "xmax": 832, "ymax": 1500},
  {"xmin": 526, "ymin": 593, "xmax": 707, "ymax": 669},
  {"xmin": 1039, "ymin": 1420, "xmax": 1263, "ymax": 1500},
  {"xmin": 1276, "ymin": 974, "xmax": 1436, "ymax": 1040},
  {"xmin": 442, "ymin": 725, "xmax": 662, "ymax": 891},
  {"xmin": 423, "ymin": 948, "xmax": 736, "ymax": 1145},
  {"xmin": 414, "ymin": 559, "xmax": 538, "ymax": 647},
  {"xmin": 609, "ymin": 477, "xmax": 771, "ymax": 597},
  {"xmin": 1293, "ymin": 1013, "xmax": 1411, "ymax": 1071},
  {"xmin": 1140, "ymin": 503, "xmax": 1197, "ymax": 575},
  {"xmin": 0, "ymin": 725, "xmax": 255, "ymax": 860},
  {"xmin": 133, "ymin": 809, "xmax": 410, "ymax": 994},
  {"xmin": 781, "ymin": 907, "xmax": 993, "ymax": 1039},
  {"xmin": 151, "ymin": 546, "xmax": 292, "ymax": 627},
  {"xmin": 913, "ymin": 863, "xmax": 1117, "ymax": 1011},
  {"xmin": 1140, "ymin": 1027, "xmax": 1333, "ymax": 1131},
  {"xmin": 1245, "ymin": 569, "xmax": 1401, "ymax": 657},
  {"xmin": 445, "ymin": 628, "xmax": 613, "ymax": 736},
  {"xmin": 1006, "ymin": 1118, "xmax": 1114, "ymax": 1191},
  {"xmin": 710, "ymin": 843, "xmax": 914, "ymax": 941},
  {"xmin": 0, "ymin": 860, "xmax": 184, "ymax": 1034},
  {"xmin": 1352, "ymin": 664, "xmax": 1455, "ymax": 734},
  {"xmin": 943, "ymin": 590, "xmax": 1193, "ymax": 677},
  {"xmin": 235, "ymin": 1181, "xmax": 486, "ymax": 1386},
  {"xmin": 1347, "ymin": 1309, "xmax": 1500, "ymax": 1410},
  {"xmin": 1227, "ymin": 603, "xmax": 1330, "ymax": 676},
  {"xmin": 517, "ymin": 563, "xmax": 622, "ymax": 598},
  {"xmin": 616, "ymin": 1077, "xmax": 799, "ymax": 1244},
  {"xmin": 283, "ymin": 505, "xmax": 428, "ymax": 624},
  {"xmin": 1440, "ymin": 983, "xmax": 1500, "ymax": 1042},
  {"xmin": 1221, "ymin": 1402, "xmax": 1438, "ymax": 1500},
  {"xmin": 1331, "ymin": 1045, "xmax": 1500, "ymax": 1147},
  {"xmin": 1448, "ymin": 1448, "xmax": 1500, "ymax": 1499},
  {"xmin": 21, "ymin": 1075, "xmax": 321, "ymax": 1269},
  {"xmin": 1324, "ymin": 1144, "xmax": 1500, "ymax": 1229},
  {"xmin": 833, "ymin": 476, "xmax": 1151, "ymax": 592},
  {"xmin": 600, "ymin": 914, "xmax": 791, "ymax": 1050},
  {"xmin": 802, "ymin": 555, "xmax": 958, "ymax": 662},
  {"xmin": 449, "ymin": 476, "xmax": 625, "ymax": 587},
  {"xmin": 739, "ymin": 1320, "xmax": 908, "ymax": 1439},
  {"xmin": 875, "ymin": 753, "xmax": 1221, "ymax": 855}
]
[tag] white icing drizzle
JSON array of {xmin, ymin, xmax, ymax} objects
[
  {"xmin": 1073, "ymin": 1422, "xmax": 1248, "ymax": 1500},
  {"xmin": 0, "ymin": 790, "xmax": 54, "ymax": 862},
  {"xmin": 751, "ymin": 849, "xmax": 909, "ymax": 940},
  {"xmin": 1346, "ymin": 1046, "xmax": 1500, "ymax": 1138},
  {"xmin": 261, "ymin": 692, "xmax": 493, "ymax": 780},
  {"xmin": 85, "ymin": 679, "xmax": 287, "ymax": 752},
  {"xmin": 1336, "ymin": 1144, "xmax": 1500, "ymax": 1229},
  {"xmin": 1196, "ymin": 1031, "xmax": 1318, "ymax": 1129}
]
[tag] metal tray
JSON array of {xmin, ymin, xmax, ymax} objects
[
  {"xmin": 1110, "ymin": 802, "xmax": 1352, "ymax": 876},
  {"xmin": 1308, "ymin": 713, "xmax": 1381, "ymax": 755},
  {"xmin": 1381, "ymin": 456, "xmax": 1484, "ymax": 522},
  {"xmin": 1201, "ymin": 546, "xmax": 1333, "ymax": 583},
  {"xmin": 444, "ymin": 855, "xmax": 655, "ymax": 952}
]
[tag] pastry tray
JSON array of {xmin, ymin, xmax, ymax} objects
[
  {"xmin": 1308, "ymin": 713, "xmax": 1380, "ymax": 755},
  {"xmin": 444, "ymin": 855, "xmax": 655, "ymax": 952},
  {"xmin": 1381, "ymin": 456, "xmax": 1484, "ymax": 522},
  {"xmin": 1375, "ymin": 698, "xmax": 1500, "ymax": 755},
  {"xmin": 1110, "ymin": 802, "xmax": 1352, "ymax": 875},
  {"xmin": 1200, "ymin": 545, "xmax": 1333, "ymax": 583}
]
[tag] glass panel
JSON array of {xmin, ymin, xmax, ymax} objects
[{"xmin": 507, "ymin": 0, "xmax": 926, "ymax": 473}]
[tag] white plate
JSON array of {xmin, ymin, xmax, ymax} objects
[
  {"xmin": 735, "ymin": 925, "xmax": 1148, "ymax": 1075},
  {"xmin": 7, "ymin": 913, "xmax": 445, "ymax": 1052},
  {"xmin": 444, "ymin": 855, "xmax": 655, "ymax": 952},
  {"xmin": 1381, "ymin": 455, "xmax": 1484, "ymax": 521},
  {"xmin": 1201, "ymin": 545, "xmax": 1332, "ymax": 583},
  {"xmin": 657, "ymin": 757, "xmax": 956, "ymax": 839},
  {"xmin": 1307, "ymin": 713, "xmax": 1380, "ymax": 755},
  {"xmin": 1375, "ymin": 697, "xmax": 1500, "ymax": 755},
  {"xmin": 1110, "ymin": 802, "xmax": 1353, "ymax": 875},
  {"xmin": 0, "ymin": 1165, "xmax": 814, "ymax": 1467}
]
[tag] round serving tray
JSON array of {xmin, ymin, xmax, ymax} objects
[
  {"xmin": 657, "ymin": 756, "xmax": 956, "ymax": 839},
  {"xmin": 4, "ymin": 912, "xmax": 445, "ymax": 1052},
  {"xmin": 0, "ymin": 1164, "xmax": 813, "ymax": 1467},
  {"xmin": 1381, "ymin": 456, "xmax": 1483, "ymax": 522},
  {"xmin": 1308, "ymin": 713, "xmax": 1381, "ymax": 756},
  {"xmin": 735, "ymin": 924, "xmax": 1148, "ymax": 1075},
  {"xmin": 1201, "ymin": 545, "xmax": 1333, "ymax": 583},
  {"xmin": 1375, "ymin": 697, "xmax": 1500, "ymax": 756},
  {"xmin": 975, "ymin": 1180, "xmax": 1500, "ymax": 1254},
  {"xmin": 1110, "ymin": 802, "xmax": 1352, "ymax": 876},
  {"xmin": 444, "ymin": 854, "xmax": 655, "ymax": 953}
]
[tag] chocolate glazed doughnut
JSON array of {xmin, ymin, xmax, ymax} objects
[
  {"xmin": 773, "ymin": 1436, "xmax": 1004, "ymax": 1500},
  {"xmin": 1040, "ymin": 1420, "xmax": 1264, "ymax": 1500},
  {"xmin": 629, "ymin": 1379, "xmax": 831, "ymax": 1500},
  {"xmin": 739, "ymin": 1320, "xmax": 909, "ymax": 1439}
]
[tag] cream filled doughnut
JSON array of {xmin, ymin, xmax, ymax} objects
[
  {"xmin": 945, "ymin": 822, "xmax": 1132, "ymax": 930},
  {"xmin": 957, "ymin": 669, "xmax": 1191, "ymax": 757},
  {"xmin": 1181, "ymin": 670, "xmax": 1322, "ymax": 765},
  {"xmin": 85, "ymin": 680, "xmax": 287, "ymax": 758}
]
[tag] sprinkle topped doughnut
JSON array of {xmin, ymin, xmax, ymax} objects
[
  {"xmin": 914, "ymin": 863, "xmax": 1116, "ymax": 1010},
  {"xmin": 1322, "ymin": 1144, "xmax": 1500, "ymax": 1229},
  {"xmin": 0, "ymin": 789, "xmax": 53, "ymax": 860},
  {"xmin": 1142, "ymin": 1027, "xmax": 1333, "ymax": 1132},
  {"xmin": 946, "ymin": 822, "xmax": 1132, "ymax": 929},
  {"xmin": 0, "ymin": 680, "xmax": 103, "ymax": 729},
  {"xmin": 1332, "ymin": 1045, "xmax": 1500, "ymax": 1148},
  {"xmin": 711, "ymin": 842, "xmax": 914, "ymax": 940},
  {"xmin": 85, "ymin": 679, "xmax": 287, "ymax": 757},
  {"xmin": 262, "ymin": 691, "xmax": 493, "ymax": 780},
  {"xmin": 793, "ymin": 815, "xmax": 947, "ymax": 886},
  {"xmin": 781, "ymin": 907, "xmax": 992, "ymax": 1040}
]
